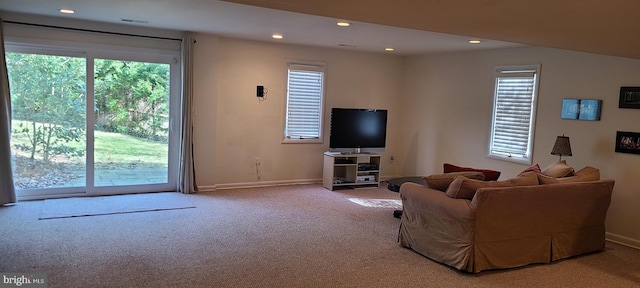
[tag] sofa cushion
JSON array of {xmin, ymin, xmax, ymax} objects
[
  {"xmin": 445, "ymin": 171, "xmax": 539, "ymax": 200},
  {"xmin": 519, "ymin": 163, "xmax": 542, "ymax": 176},
  {"xmin": 538, "ymin": 166, "xmax": 600, "ymax": 184},
  {"xmin": 443, "ymin": 163, "xmax": 501, "ymax": 181},
  {"xmin": 423, "ymin": 171, "xmax": 485, "ymax": 191},
  {"xmin": 541, "ymin": 160, "xmax": 575, "ymax": 178}
]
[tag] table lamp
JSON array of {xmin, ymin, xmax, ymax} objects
[{"xmin": 551, "ymin": 135, "xmax": 572, "ymax": 161}]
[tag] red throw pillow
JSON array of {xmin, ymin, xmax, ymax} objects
[
  {"xmin": 443, "ymin": 163, "xmax": 501, "ymax": 181},
  {"xmin": 518, "ymin": 164, "xmax": 542, "ymax": 176}
]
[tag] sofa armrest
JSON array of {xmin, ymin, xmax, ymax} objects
[
  {"xmin": 400, "ymin": 182, "xmax": 475, "ymax": 223},
  {"xmin": 399, "ymin": 182, "xmax": 475, "ymax": 243},
  {"xmin": 398, "ymin": 182, "xmax": 476, "ymax": 271}
]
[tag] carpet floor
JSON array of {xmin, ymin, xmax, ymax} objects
[{"xmin": 1, "ymin": 184, "xmax": 639, "ymax": 288}]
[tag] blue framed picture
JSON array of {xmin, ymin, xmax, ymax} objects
[
  {"xmin": 561, "ymin": 98, "xmax": 601, "ymax": 121},
  {"xmin": 561, "ymin": 99, "xmax": 580, "ymax": 119}
]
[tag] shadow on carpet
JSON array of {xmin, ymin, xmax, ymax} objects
[{"xmin": 39, "ymin": 192, "xmax": 195, "ymax": 220}]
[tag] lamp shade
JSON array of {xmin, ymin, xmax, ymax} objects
[{"xmin": 551, "ymin": 135, "xmax": 572, "ymax": 159}]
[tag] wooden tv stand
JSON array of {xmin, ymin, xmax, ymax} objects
[{"xmin": 323, "ymin": 152, "xmax": 381, "ymax": 190}]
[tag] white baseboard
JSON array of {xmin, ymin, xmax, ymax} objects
[
  {"xmin": 606, "ymin": 232, "xmax": 640, "ymax": 250},
  {"xmin": 198, "ymin": 176, "xmax": 404, "ymax": 192},
  {"xmin": 197, "ymin": 178, "xmax": 321, "ymax": 191}
]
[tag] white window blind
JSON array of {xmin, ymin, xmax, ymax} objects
[
  {"xmin": 284, "ymin": 63, "xmax": 325, "ymax": 141},
  {"xmin": 489, "ymin": 65, "xmax": 540, "ymax": 164}
]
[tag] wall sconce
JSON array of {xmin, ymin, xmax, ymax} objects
[{"xmin": 551, "ymin": 135, "xmax": 572, "ymax": 161}]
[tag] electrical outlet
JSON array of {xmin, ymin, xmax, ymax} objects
[{"xmin": 254, "ymin": 157, "xmax": 263, "ymax": 182}]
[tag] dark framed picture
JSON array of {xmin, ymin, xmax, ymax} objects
[
  {"xmin": 561, "ymin": 98, "xmax": 601, "ymax": 121},
  {"xmin": 615, "ymin": 131, "xmax": 640, "ymax": 154},
  {"xmin": 619, "ymin": 87, "xmax": 640, "ymax": 109}
]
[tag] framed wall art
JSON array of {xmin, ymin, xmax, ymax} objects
[
  {"xmin": 619, "ymin": 87, "xmax": 640, "ymax": 109},
  {"xmin": 561, "ymin": 98, "xmax": 602, "ymax": 121},
  {"xmin": 615, "ymin": 131, "xmax": 640, "ymax": 155}
]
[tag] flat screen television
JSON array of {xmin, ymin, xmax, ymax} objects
[{"xmin": 329, "ymin": 108, "xmax": 388, "ymax": 153}]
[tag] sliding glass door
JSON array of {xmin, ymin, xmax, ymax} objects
[
  {"xmin": 7, "ymin": 44, "xmax": 180, "ymax": 199},
  {"xmin": 7, "ymin": 50, "xmax": 87, "ymax": 195},
  {"xmin": 93, "ymin": 58, "xmax": 172, "ymax": 187}
]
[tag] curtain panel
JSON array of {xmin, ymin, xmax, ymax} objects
[
  {"xmin": 178, "ymin": 34, "xmax": 197, "ymax": 194},
  {"xmin": 0, "ymin": 19, "xmax": 17, "ymax": 205}
]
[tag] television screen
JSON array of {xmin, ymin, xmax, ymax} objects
[{"xmin": 329, "ymin": 108, "xmax": 387, "ymax": 151}]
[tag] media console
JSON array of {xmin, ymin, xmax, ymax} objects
[{"xmin": 323, "ymin": 152, "xmax": 381, "ymax": 190}]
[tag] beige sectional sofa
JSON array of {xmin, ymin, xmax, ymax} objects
[{"xmin": 398, "ymin": 165, "xmax": 615, "ymax": 273}]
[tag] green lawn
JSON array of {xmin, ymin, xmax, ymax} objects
[
  {"xmin": 11, "ymin": 120, "xmax": 167, "ymax": 166},
  {"xmin": 94, "ymin": 131, "xmax": 168, "ymax": 165}
]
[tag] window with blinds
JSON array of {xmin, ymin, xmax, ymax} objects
[
  {"xmin": 488, "ymin": 65, "xmax": 540, "ymax": 164},
  {"xmin": 284, "ymin": 63, "xmax": 325, "ymax": 143}
]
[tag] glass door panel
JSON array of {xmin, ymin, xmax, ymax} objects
[
  {"xmin": 7, "ymin": 44, "xmax": 179, "ymax": 199},
  {"xmin": 7, "ymin": 52, "xmax": 87, "ymax": 192},
  {"xmin": 93, "ymin": 59, "xmax": 170, "ymax": 187}
]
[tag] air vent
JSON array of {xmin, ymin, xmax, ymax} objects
[
  {"xmin": 121, "ymin": 18, "xmax": 149, "ymax": 24},
  {"xmin": 338, "ymin": 44, "xmax": 357, "ymax": 48}
]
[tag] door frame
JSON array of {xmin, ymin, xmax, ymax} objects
[{"xmin": 7, "ymin": 40, "xmax": 182, "ymax": 201}]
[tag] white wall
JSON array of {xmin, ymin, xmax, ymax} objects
[
  {"xmin": 401, "ymin": 46, "xmax": 640, "ymax": 248},
  {"xmin": 192, "ymin": 34, "xmax": 404, "ymax": 188}
]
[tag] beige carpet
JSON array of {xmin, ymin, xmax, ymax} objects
[
  {"xmin": 39, "ymin": 192, "xmax": 195, "ymax": 219},
  {"xmin": 2, "ymin": 184, "xmax": 640, "ymax": 288}
]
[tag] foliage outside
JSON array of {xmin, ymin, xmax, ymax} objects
[{"xmin": 6, "ymin": 52, "xmax": 170, "ymax": 189}]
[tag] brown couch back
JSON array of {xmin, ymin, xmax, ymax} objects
[{"xmin": 471, "ymin": 180, "xmax": 614, "ymax": 243}]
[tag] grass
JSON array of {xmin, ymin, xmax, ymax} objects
[
  {"xmin": 10, "ymin": 121, "xmax": 169, "ymax": 189},
  {"xmin": 10, "ymin": 121, "xmax": 168, "ymax": 166},
  {"xmin": 94, "ymin": 131, "xmax": 168, "ymax": 166}
]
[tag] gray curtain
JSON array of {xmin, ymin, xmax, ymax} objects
[
  {"xmin": 178, "ymin": 34, "xmax": 197, "ymax": 194},
  {"xmin": 0, "ymin": 19, "xmax": 16, "ymax": 205}
]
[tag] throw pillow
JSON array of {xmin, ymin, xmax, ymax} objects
[
  {"xmin": 541, "ymin": 160, "xmax": 575, "ymax": 178},
  {"xmin": 537, "ymin": 166, "xmax": 600, "ymax": 184},
  {"xmin": 443, "ymin": 163, "xmax": 501, "ymax": 181},
  {"xmin": 423, "ymin": 171, "xmax": 485, "ymax": 191},
  {"xmin": 445, "ymin": 171, "xmax": 539, "ymax": 200},
  {"xmin": 519, "ymin": 163, "xmax": 542, "ymax": 176}
]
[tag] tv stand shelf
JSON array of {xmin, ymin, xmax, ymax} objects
[{"xmin": 323, "ymin": 152, "xmax": 381, "ymax": 190}]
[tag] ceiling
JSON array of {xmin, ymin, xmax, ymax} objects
[{"xmin": 0, "ymin": 0, "xmax": 638, "ymax": 59}]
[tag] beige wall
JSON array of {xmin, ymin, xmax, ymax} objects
[
  {"xmin": 192, "ymin": 34, "xmax": 404, "ymax": 188},
  {"xmin": 400, "ymin": 46, "xmax": 640, "ymax": 248}
]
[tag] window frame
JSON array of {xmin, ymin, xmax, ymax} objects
[
  {"xmin": 488, "ymin": 64, "xmax": 541, "ymax": 164},
  {"xmin": 282, "ymin": 61, "xmax": 326, "ymax": 144}
]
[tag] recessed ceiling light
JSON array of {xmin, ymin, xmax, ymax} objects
[
  {"xmin": 336, "ymin": 21, "xmax": 351, "ymax": 27},
  {"xmin": 272, "ymin": 34, "xmax": 283, "ymax": 39},
  {"xmin": 59, "ymin": 9, "xmax": 75, "ymax": 14},
  {"xmin": 469, "ymin": 40, "xmax": 481, "ymax": 44},
  {"xmin": 385, "ymin": 48, "xmax": 395, "ymax": 51}
]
